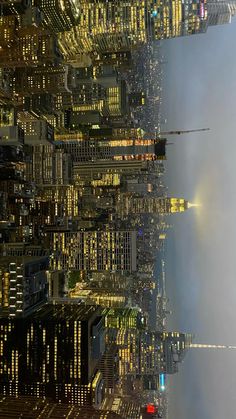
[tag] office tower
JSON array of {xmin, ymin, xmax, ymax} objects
[
  {"xmin": 0, "ymin": 0, "xmax": 30, "ymax": 15},
  {"xmin": 14, "ymin": 65, "xmax": 75, "ymax": 95},
  {"xmin": 103, "ymin": 308, "xmax": 146, "ymax": 330},
  {"xmin": 118, "ymin": 196, "xmax": 189, "ymax": 217},
  {"xmin": 207, "ymin": 0, "xmax": 236, "ymax": 25},
  {"xmin": 58, "ymin": 0, "xmax": 208, "ymax": 59},
  {"xmin": 50, "ymin": 230, "xmax": 137, "ymax": 272},
  {"xmin": 18, "ymin": 118, "xmax": 54, "ymax": 145},
  {"xmin": 138, "ymin": 331, "xmax": 193, "ymax": 376},
  {"xmin": 0, "ymin": 255, "xmax": 49, "ymax": 317},
  {"xmin": 0, "ymin": 304, "xmax": 105, "ymax": 405},
  {"xmin": 35, "ymin": 0, "xmax": 79, "ymax": 32},
  {"xmin": 107, "ymin": 396, "xmax": 142, "ymax": 419},
  {"xmin": 0, "ymin": 16, "xmax": 18, "ymax": 50},
  {"xmin": 69, "ymin": 289, "xmax": 127, "ymax": 309},
  {"xmin": 59, "ymin": 137, "xmax": 166, "ymax": 164},
  {"xmin": 73, "ymin": 160, "xmax": 148, "ymax": 186},
  {"xmin": 0, "ymin": 396, "xmax": 122, "ymax": 418},
  {"xmin": 0, "ymin": 26, "xmax": 61, "ymax": 67},
  {"xmin": 160, "ymin": 332, "xmax": 193, "ymax": 374}
]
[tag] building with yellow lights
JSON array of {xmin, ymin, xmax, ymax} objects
[
  {"xmin": 0, "ymin": 255, "xmax": 49, "ymax": 318},
  {"xmin": 51, "ymin": 230, "xmax": 137, "ymax": 272},
  {"xmin": 57, "ymin": 0, "xmax": 208, "ymax": 60},
  {"xmin": 0, "ymin": 303, "xmax": 106, "ymax": 405},
  {"xmin": 118, "ymin": 196, "xmax": 189, "ymax": 216}
]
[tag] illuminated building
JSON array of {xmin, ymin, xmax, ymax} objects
[
  {"xmin": 160, "ymin": 331, "xmax": 193, "ymax": 374},
  {"xmin": 0, "ymin": 26, "xmax": 61, "ymax": 67},
  {"xmin": 0, "ymin": 0, "xmax": 31, "ymax": 15},
  {"xmin": 89, "ymin": 127, "xmax": 144, "ymax": 140},
  {"xmin": 103, "ymin": 308, "xmax": 145, "ymax": 330},
  {"xmin": 58, "ymin": 0, "xmax": 208, "ymax": 59},
  {"xmin": 73, "ymin": 160, "xmax": 148, "ymax": 187},
  {"xmin": 69, "ymin": 289, "xmax": 127, "ymax": 309},
  {"xmin": 30, "ymin": 185, "xmax": 79, "ymax": 233},
  {"xmin": 18, "ymin": 118, "xmax": 54, "ymax": 145},
  {"xmin": 118, "ymin": 196, "xmax": 189, "ymax": 217},
  {"xmin": 129, "ymin": 92, "xmax": 146, "ymax": 108},
  {"xmin": 0, "ymin": 16, "xmax": 17, "ymax": 49},
  {"xmin": 62, "ymin": 138, "xmax": 166, "ymax": 168},
  {"xmin": 14, "ymin": 65, "xmax": 75, "ymax": 95},
  {"xmin": 94, "ymin": 50, "xmax": 133, "ymax": 69},
  {"xmin": 51, "ymin": 230, "xmax": 137, "ymax": 273},
  {"xmin": 0, "ymin": 106, "xmax": 16, "ymax": 127},
  {"xmin": 0, "ymin": 255, "xmax": 49, "ymax": 318},
  {"xmin": 0, "ymin": 396, "xmax": 122, "ymax": 418},
  {"xmin": 35, "ymin": 0, "xmax": 80, "ymax": 32},
  {"xmin": 109, "ymin": 395, "xmax": 142, "ymax": 419},
  {"xmin": 27, "ymin": 144, "xmax": 55, "ymax": 185},
  {"xmin": 0, "ymin": 304, "xmax": 105, "ymax": 404}
]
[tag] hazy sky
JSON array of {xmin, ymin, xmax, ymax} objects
[{"xmin": 162, "ymin": 22, "xmax": 236, "ymax": 419}]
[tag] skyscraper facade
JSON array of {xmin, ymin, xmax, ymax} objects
[
  {"xmin": 0, "ymin": 303, "xmax": 105, "ymax": 405},
  {"xmin": 58, "ymin": 0, "xmax": 208, "ymax": 59}
]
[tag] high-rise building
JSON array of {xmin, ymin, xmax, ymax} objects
[
  {"xmin": 0, "ymin": 0, "xmax": 31, "ymax": 16},
  {"xmin": 207, "ymin": 0, "xmax": 236, "ymax": 25},
  {"xmin": 73, "ymin": 160, "xmax": 148, "ymax": 185},
  {"xmin": 14, "ymin": 65, "xmax": 75, "ymax": 95},
  {"xmin": 0, "ymin": 26, "xmax": 61, "ymax": 67},
  {"xmin": 58, "ymin": 0, "xmax": 208, "ymax": 58},
  {"xmin": 0, "ymin": 396, "xmax": 122, "ymax": 419},
  {"xmin": 50, "ymin": 230, "xmax": 137, "ymax": 272},
  {"xmin": 0, "ymin": 303, "xmax": 105, "ymax": 404},
  {"xmin": 118, "ymin": 196, "xmax": 190, "ymax": 217},
  {"xmin": 0, "ymin": 255, "xmax": 49, "ymax": 317},
  {"xmin": 35, "ymin": 0, "xmax": 79, "ymax": 32}
]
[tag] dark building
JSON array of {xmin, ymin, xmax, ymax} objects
[
  {"xmin": 0, "ymin": 255, "xmax": 49, "ymax": 317},
  {"xmin": 0, "ymin": 304, "xmax": 105, "ymax": 405}
]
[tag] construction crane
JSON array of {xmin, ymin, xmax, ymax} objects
[
  {"xmin": 160, "ymin": 128, "xmax": 210, "ymax": 136},
  {"xmin": 144, "ymin": 128, "xmax": 210, "ymax": 139}
]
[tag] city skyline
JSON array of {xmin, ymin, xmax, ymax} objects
[{"xmin": 0, "ymin": 1, "xmax": 236, "ymax": 418}]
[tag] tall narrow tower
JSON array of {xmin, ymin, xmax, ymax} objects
[{"xmin": 118, "ymin": 196, "xmax": 191, "ymax": 217}]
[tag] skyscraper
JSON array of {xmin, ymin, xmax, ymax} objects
[
  {"xmin": 118, "ymin": 196, "xmax": 190, "ymax": 217},
  {"xmin": 0, "ymin": 303, "xmax": 105, "ymax": 405},
  {"xmin": 207, "ymin": 0, "xmax": 236, "ymax": 25},
  {"xmin": 58, "ymin": 0, "xmax": 209, "ymax": 59},
  {"xmin": 50, "ymin": 230, "xmax": 137, "ymax": 272}
]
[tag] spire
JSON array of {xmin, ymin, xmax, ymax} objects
[{"xmin": 190, "ymin": 344, "xmax": 236, "ymax": 349}]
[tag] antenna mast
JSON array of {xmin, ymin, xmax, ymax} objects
[{"xmin": 190, "ymin": 344, "xmax": 236, "ymax": 349}]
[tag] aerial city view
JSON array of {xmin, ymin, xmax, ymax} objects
[{"xmin": 0, "ymin": 1, "xmax": 236, "ymax": 418}]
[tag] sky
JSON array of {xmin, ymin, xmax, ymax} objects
[{"xmin": 162, "ymin": 21, "xmax": 236, "ymax": 419}]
